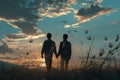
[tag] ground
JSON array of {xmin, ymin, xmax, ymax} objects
[{"xmin": 0, "ymin": 65, "xmax": 120, "ymax": 80}]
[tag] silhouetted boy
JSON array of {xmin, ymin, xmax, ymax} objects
[
  {"xmin": 58, "ymin": 34, "xmax": 72, "ymax": 71},
  {"xmin": 41, "ymin": 33, "xmax": 57, "ymax": 72}
]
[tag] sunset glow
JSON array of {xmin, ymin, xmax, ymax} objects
[{"xmin": 0, "ymin": 0, "xmax": 120, "ymax": 71}]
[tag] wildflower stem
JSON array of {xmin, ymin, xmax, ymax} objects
[
  {"xmin": 99, "ymin": 42, "xmax": 120, "ymax": 68},
  {"xmin": 84, "ymin": 37, "xmax": 95, "ymax": 68}
]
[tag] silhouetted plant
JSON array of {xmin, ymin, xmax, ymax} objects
[
  {"xmin": 86, "ymin": 35, "xmax": 92, "ymax": 40},
  {"xmin": 79, "ymin": 29, "xmax": 120, "ymax": 69},
  {"xmin": 99, "ymin": 42, "xmax": 120, "ymax": 68},
  {"xmin": 104, "ymin": 36, "xmax": 108, "ymax": 41},
  {"xmin": 92, "ymin": 55, "xmax": 96, "ymax": 59},
  {"xmin": 84, "ymin": 29, "xmax": 88, "ymax": 34},
  {"xmin": 99, "ymin": 48, "xmax": 105, "ymax": 57},
  {"xmin": 108, "ymin": 42, "xmax": 113, "ymax": 48},
  {"xmin": 84, "ymin": 35, "xmax": 95, "ymax": 68},
  {"xmin": 115, "ymin": 34, "xmax": 119, "ymax": 42},
  {"xmin": 26, "ymin": 52, "xmax": 29, "ymax": 55}
]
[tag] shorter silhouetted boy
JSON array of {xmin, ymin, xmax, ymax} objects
[{"xmin": 58, "ymin": 34, "xmax": 72, "ymax": 71}]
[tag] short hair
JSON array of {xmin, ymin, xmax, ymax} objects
[
  {"xmin": 63, "ymin": 34, "xmax": 68, "ymax": 40},
  {"xmin": 47, "ymin": 33, "xmax": 52, "ymax": 39}
]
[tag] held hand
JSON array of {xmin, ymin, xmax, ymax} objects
[
  {"xmin": 69, "ymin": 56, "xmax": 71, "ymax": 59},
  {"xmin": 56, "ymin": 54, "xmax": 59, "ymax": 58},
  {"xmin": 41, "ymin": 54, "xmax": 43, "ymax": 58}
]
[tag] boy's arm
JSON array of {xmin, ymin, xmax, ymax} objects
[
  {"xmin": 41, "ymin": 42, "xmax": 45, "ymax": 58},
  {"xmin": 53, "ymin": 42, "xmax": 58, "ymax": 58},
  {"xmin": 69, "ymin": 42, "xmax": 72, "ymax": 59},
  {"xmin": 58, "ymin": 42, "xmax": 62, "ymax": 56}
]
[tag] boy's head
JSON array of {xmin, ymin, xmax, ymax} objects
[
  {"xmin": 47, "ymin": 33, "xmax": 52, "ymax": 39},
  {"xmin": 63, "ymin": 34, "xmax": 68, "ymax": 40}
]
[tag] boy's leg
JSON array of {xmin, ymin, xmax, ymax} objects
[
  {"xmin": 45, "ymin": 54, "xmax": 52, "ymax": 72},
  {"xmin": 48, "ymin": 59, "xmax": 52, "ymax": 71},
  {"xmin": 45, "ymin": 56, "xmax": 49, "ymax": 72},
  {"xmin": 61, "ymin": 57, "xmax": 64, "ymax": 71},
  {"xmin": 65, "ymin": 59, "xmax": 69, "ymax": 71}
]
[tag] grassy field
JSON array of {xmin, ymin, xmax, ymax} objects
[{"xmin": 0, "ymin": 65, "xmax": 120, "ymax": 80}]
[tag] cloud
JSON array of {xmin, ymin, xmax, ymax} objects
[
  {"xmin": 38, "ymin": 0, "xmax": 76, "ymax": 18},
  {"xmin": 0, "ymin": 0, "xmax": 41, "ymax": 37},
  {"xmin": 12, "ymin": 21, "xmax": 41, "ymax": 35},
  {"xmin": 5, "ymin": 34, "xmax": 27, "ymax": 39},
  {"xmin": 95, "ymin": 0, "xmax": 103, "ymax": 4},
  {"xmin": 63, "ymin": 0, "xmax": 115, "ymax": 28},
  {"xmin": 81, "ymin": 0, "xmax": 103, "ymax": 6},
  {"xmin": 0, "ymin": 42, "xmax": 13, "ymax": 53},
  {"xmin": 112, "ymin": 20, "xmax": 118, "ymax": 25},
  {"xmin": 72, "ymin": 4, "xmax": 114, "ymax": 27},
  {"xmin": 0, "ymin": 0, "xmax": 76, "ymax": 40},
  {"xmin": 5, "ymin": 33, "xmax": 46, "ymax": 41},
  {"xmin": 0, "ymin": 0, "xmax": 115, "ymax": 38},
  {"xmin": 64, "ymin": 24, "xmax": 82, "ymax": 28}
]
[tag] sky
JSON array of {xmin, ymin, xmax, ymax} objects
[{"xmin": 0, "ymin": 0, "xmax": 120, "ymax": 67}]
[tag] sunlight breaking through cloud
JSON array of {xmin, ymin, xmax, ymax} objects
[
  {"xmin": 38, "ymin": 0, "xmax": 76, "ymax": 18},
  {"xmin": 0, "ymin": 0, "xmax": 76, "ymax": 40},
  {"xmin": 0, "ymin": 0, "xmax": 115, "ymax": 39}
]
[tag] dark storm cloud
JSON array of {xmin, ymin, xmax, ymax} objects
[
  {"xmin": 72, "ymin": 4, "xmax": 114, "ymax": 27},
  {"xmin": 0, "ymin": 42, "xmax": 13, "ymax": 53},
  {"xmin": 0, "ymin": 0, "xmax": 41, "ymax": 36}
]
